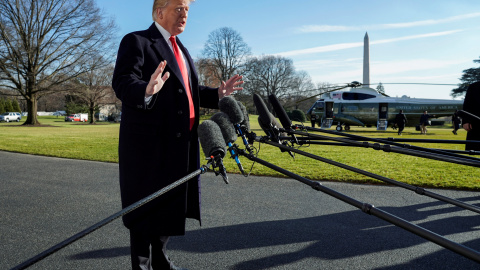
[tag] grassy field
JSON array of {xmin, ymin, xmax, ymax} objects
[{"xmin": 1, "ymin": 116, "xmax": 479, "ymax": 190}]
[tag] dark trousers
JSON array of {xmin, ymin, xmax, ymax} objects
[{"xmin": 130, "ymin": 230, "xmax": 173, "ymax": 270}]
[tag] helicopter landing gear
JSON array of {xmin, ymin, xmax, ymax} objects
[{"xmin": 335, "ymin": 124, "xmax": 350, "ymax": 131}]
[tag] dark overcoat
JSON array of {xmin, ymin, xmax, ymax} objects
[
  {"xmin": 112, "ymin": 23, "xmax": 219, "ymax": 235},
  {"xmin": 463, "ymin": 81, "xmax": 480, "ymax": 151}
]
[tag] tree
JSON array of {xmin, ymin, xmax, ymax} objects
[
  {"xmin": 11, "ymin": 98, "xmax": 20, "ymax": 112},
  {"xmin": 451, "ymin": 58, "xmax": 480, "ymax": 98},
  {"xmin": 242, "ymin": 55, "xmax": 316, "ymax": 115},
  {"xmin": 0, "ymin": 97, "xmax": 5, "ymax": 113},
  {"xmin": 65, "ymin": 94, "xmax": 88, "ymax": 115},
  {"xmin": 243, "ymin": 55, "xmax": 302, "ymax": 99},
  {"xmin": 201, "ymin": 27, "xmax": 251, "ymax": 83},
  {"xmin": 69, "ymin": 62, "xmax": 115, "ymax": 124},
  {"xmin": 4, "ymin": 98, "xmax": 13, "ymax": 112},
  {"xmin": 283, "ymin": 70, "xmax": 315, "ymax": 110},
  {"xmin": 195, "ymin": 58, "xmax": 221, "ymax": 88},
  {"xmin": 0, "ymin": 0, "xmax": 116, "ymax": 125},
  {"xmin": 376, "ymin": 82, "xmax": 385, "ymax": 95}
]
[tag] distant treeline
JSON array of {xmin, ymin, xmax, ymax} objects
[{"xmin": 0, "ymin": 97, "xmax": 21, "ymax": 114}]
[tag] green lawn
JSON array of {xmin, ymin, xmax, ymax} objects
[{"xmin": 1, "ymin": 116, "xmax": 479, "ymax": 190}]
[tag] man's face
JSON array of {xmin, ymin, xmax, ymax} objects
[{"xmin": 156, "ymin": 0, "xmax": 190, "ymax": 36}]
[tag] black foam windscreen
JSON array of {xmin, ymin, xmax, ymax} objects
[
  {"xmin": 198, "ymin": 120, "xmax": 226, "ymax": 158},
  {"xmin": 218, "ymin": 96, "xmax": 244, "ymax": 125},
  {"xmin": 257, "ymin": 111, "xmax": 284, "ymax": 140},
  {"xmin": 268, "ymin": 94, "xmax": 292, "ymax": 130},
  {"xmin": 236, "ymin": 100, "xmax": 251, "ymax": 132},
  {"xmin": 253, "ymin": 93, "xmax": 272, "ymax": 128},
  {"xmin": 210, "ymin": 112, "xmax": 238, "ymax": 144}
]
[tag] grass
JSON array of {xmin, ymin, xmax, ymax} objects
[{"xmin": 1, "ymin": 116, "xmax": 479, "ymax": 190}]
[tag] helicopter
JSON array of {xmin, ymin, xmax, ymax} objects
[{"xmin": 305, "ymin": 82, "xmax": 463, "ymax": 131}]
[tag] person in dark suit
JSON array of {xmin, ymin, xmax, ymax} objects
[
  {"xmin": 395, "ymin": 110, "xmax": 407, "ymax": 135},
  {"xmin": 452, "ymin": 109, "xmax": 461, "ymax": 135},
  {"xmin": 462, "ymin": 81, "xmax": 480, "ymax": 151},
  {"xmin": 112, "ymin": 0, "xmax": 243, "ymax": 269}
]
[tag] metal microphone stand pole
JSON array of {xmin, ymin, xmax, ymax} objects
[
  {"xmin": 297, "ymin": 125, "xmax": 480, "ymax": 161},
  {"xmin": 285, "ymin": 129, "xmax": 480, "ymax": 168},
  {"xmin": 255, "ymin": 137, "xmax": 480, "ymax": 215},
  {"xmin": 238, "ymin": 149, "xmax": 480, "ymax": 264},
  {"xmin": 279, "ymin": 136, "xmax": 480, "ymax": 155},
  {"xmin": 11, "ymin": 162, "xmax": 216, "ymax": 270}
]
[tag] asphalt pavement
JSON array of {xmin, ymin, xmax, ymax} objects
[{"xmin": 1, "ymin": 150, "xmax": 480, "ymax": 270}]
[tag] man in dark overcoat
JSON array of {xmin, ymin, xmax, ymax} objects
[
  {"xmin": 112, "ymin": 0, "xmax": 243, "ymax": 269},
  {"xmin": 395, "ymin": 109, "xmax": 407, "ymax": 135},
  {"xmin": 463, "ymin": 81, "xmax": 480, "ymax": 151}
]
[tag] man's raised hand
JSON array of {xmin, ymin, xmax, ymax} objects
[{"xmin": 146, "ymin": 60, "xmax": 170, "ymax": 97}]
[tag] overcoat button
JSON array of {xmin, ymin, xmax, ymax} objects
[
  {"xmin": 178, "ymin": 110, "xmax": 183, "ymax": 115},
  {"xmin": 178, "ymin": 89, "xmax": 183, "ymax": 94},
  {"xmin": 176, "ymin": 133, "xmax": 182, "ymax": 138}
]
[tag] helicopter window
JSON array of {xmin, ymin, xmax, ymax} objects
[
  {"xmin": 342, "ymin": 92, "xmax": 376, "ymax": 100},
  {"xmin": 315, "ymin": 102, "xmax": 324, "ymax": 110}
]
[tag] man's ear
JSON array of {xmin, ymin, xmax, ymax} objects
[{"xmin": 156, "ymin": 8, "xmax": 163, "ymax": 20}]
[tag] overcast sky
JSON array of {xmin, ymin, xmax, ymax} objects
[{"xmin": 96, "ymin": 0, "xmax": 480, "ymax": 100}]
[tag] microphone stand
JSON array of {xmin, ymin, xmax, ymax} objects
[
  {"xmin": 285, "ymin": 128, "xmax": 480, "ymax": 168},
  {"xmin": 237, "ymin": 149, "xmax": 480, "ymax": 264},
  {"xmin": 280, "ymin": 136, "xmax": 480, "ymax": 155},
  {"xmin": 11, "ymin": 160, "xmax": 218, "ymax": 270},
  {"xmin": 295, "ymin": 125, "xmax": 480, "ymax": 160},
  {"xmin": 208, "ymin": 153, "xmax": 229, "ymax": 184},
  {"xmin": 252, "ymin": 137, "xmax": 480, "ymax": 215}
]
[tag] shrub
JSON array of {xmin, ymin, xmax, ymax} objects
[{"xmin": 289, "ymin": 109, "xmax": 306, "ymax": 122}]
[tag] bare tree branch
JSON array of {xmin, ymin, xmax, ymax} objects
[
  {"xmin": 201, "ymin": 27, "xmax": 251, "ymax": 83},
  {"xmin": 0, "ymin": 0, "xmax": 117, "ymax": 125}
]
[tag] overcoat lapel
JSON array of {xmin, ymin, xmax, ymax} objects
[{"xmin": 147, "ymin": 24, "xmax": 186, "ymax": 91}]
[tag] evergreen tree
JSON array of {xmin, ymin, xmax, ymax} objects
[
  {"xmin": 376, "ymin": 82, "xmax": 386, "ymax": 95},
  {"xmin": 0, "ymin": 98, "xmax": 5, "ymax": 114},
  {"xmin": 11, "ymin": 99, "xmax": 21, "ymax": 112},
  {"xmin": 4, "ymin": 98, "xmax": 13, "ymax": 112},
  {"xmin": 451, "ymin": 58, "xmax": 480, "ymax": 98}
]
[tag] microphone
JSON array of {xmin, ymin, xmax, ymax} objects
[
  {"xmin": 210, "ymin": 112, "xmax": 246, "ymax": 176},
  {"xmin": 253, "ymin": 93, "xmax": 280, "ymax": 141},
  {"xmin": 218, "ymin": 96, "xmax": 254, "ymax": 154},
  {"xmin": 237, "ymin": 100, "xmax": 257, "ymax": 145},
  {"xmin": 268, "ymin": 94, "xmax": 292, "ymax": 130},
  {"xmin": 268, "ymin": 94, "xmax": 299, "ymax": 145},
  {"xmin": 198, "ymin": 120, "xmax": 228, "ymax": 184},
  {"xmin": 253, "ymin": 93, "xmax": 294, "ymax": 158},
  {"xmin": 236, "ymin": 100, "xmax": 251, "ymax": 133}
]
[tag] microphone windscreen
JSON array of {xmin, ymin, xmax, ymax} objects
[
  {"xmin": 210, "ymin": 112, "xmax": 238, "ymax": 144},
  {"xmin": 257, "ymin": 111, "xmax": 283, "ymax": 138},
  {"xmin": 219, "ymin": 96, "xmax": 244, "ymax": 124},
  {"xmin": 253, "ymin": 93, "xmax": 272, "ymax": 128},
  {"xmin": 198, "ymin": 120, "xmax": 226, "ymax": 158},
  {"xmin": 268, "ymin": 94, "xmax": 292, "ymax": 130},
  {"xmin": 257, "ymin": 113, "xmax": 271, "ymax": 134},
  {"xmin": 236, "ymin": 100, "xmax": 251, "ymax": 132}
]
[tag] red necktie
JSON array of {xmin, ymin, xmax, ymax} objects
[{"xmin": 170, "ymin": 36, "xmax": 195, "ymax": 130}]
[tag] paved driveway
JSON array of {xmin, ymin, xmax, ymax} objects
[{"xmin": 1, "ymin": 151, "xmax": 479, "ymax": 269}]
